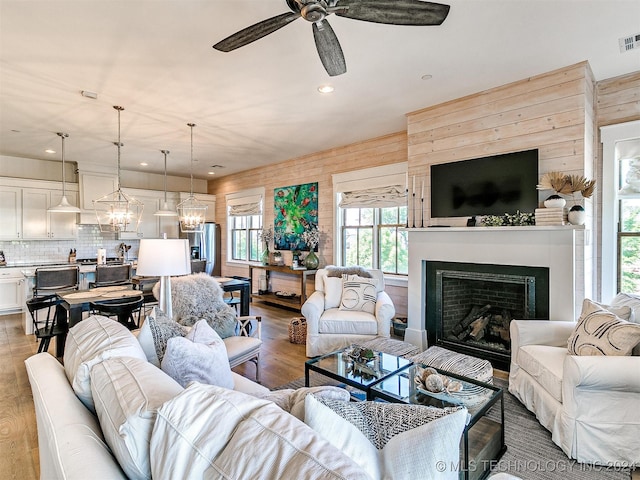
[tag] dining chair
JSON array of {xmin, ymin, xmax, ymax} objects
[
  {"xmin": 26, "ymin": 294, "xmax": 68, "ymax": 354},
  {"xmin": 33, "ymin": 265, "xmax": 79, "ymax": 297},
  {"xmin": 90, "ymin": 295, "xmax": 144, "ymax": 330}
]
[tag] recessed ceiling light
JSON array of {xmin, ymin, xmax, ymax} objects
[
  {"xmin": 45, "ymin": 149, "xmax": 56, "ymax": 154},
  {"xmin": 421, "ymin": 74, "xmax": 433, "ymax": 81},
  {"xmin": 318, "ymin": 85, "xmax": 334, "ymax": 94},
  {"xmin": 208, "ymin": 171, "xmax": 215, "ymax": 175},
  {"xmin": 81, "ymin": 90, "xmax": 98, "ymax": 99},
  {"xmin": 140, "ymin": 162, "xmax": 148, "ymax": 166}
]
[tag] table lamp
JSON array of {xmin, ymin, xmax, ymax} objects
[{"xmin": 136, "ymin": 238, "xmax": 191, "ymax": 319}]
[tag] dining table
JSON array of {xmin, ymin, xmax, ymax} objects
[{"xmin": 55, "ymin": 286, "xmax": 144, "ymax": 357}]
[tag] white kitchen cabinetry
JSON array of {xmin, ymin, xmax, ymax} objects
[
  {"xmin": 0, "ymin": 186, "xmax": 22, "ymax": 240},
  {"xmin": 79, "ymin": 172, "xmax": 118, "ymax": 224},
  {"xmin": 0, "ymin": 268, "xmax": 25, "ymax": 314},
  {"xmin": 22, "ymin": 188, "xmax": 77, "ymax": 240}
]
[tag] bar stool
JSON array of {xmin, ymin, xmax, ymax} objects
[
  {"xmin": 26, "ymin": 294, "xmax": 68, "ymax": 354},
  {"xmin": 89, "ymin": 264, "xmax": 132, "ymax": 288},
  {"xmin": 33, "ymin": 265, "xmax": 79, "ymax": 297}
]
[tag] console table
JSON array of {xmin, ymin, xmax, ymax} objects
[{"xmin": 249, "ymin": 264, "xmax": 316, "ymax": 310}]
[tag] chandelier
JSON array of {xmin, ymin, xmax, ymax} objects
[
  {"xmin": 154, "ymin": 149, "xmax": 178, "ymax": 217},
  {"xmin": 177, "ymin": 122, "xmax": 207, "ymax": 232},
  {"xmin": 93, "ymin": 106, "xmax": 143, "ymax": 233},
  {"xmin": 48, "ymin": 132, "xmax": 81, "ymax": 213}
]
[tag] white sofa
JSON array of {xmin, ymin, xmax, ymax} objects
[
  {"xmin": 26, "ymin": 315, "xmax": 471, "ymax": 480},
  {"xmin": 302, "ymin": 266, "xmax": 395, "ymax": 357},
  {"xmin": 509, "ymin": 293, "xmax": 640, "ymax": 465}
]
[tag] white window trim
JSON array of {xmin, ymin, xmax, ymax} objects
[
  {"xmin": 333, "ymin": 162, "xmax": 408, "ymax": 273},
  {"xmin": 225, "ymin": 187, "xmax": 265, "ymax": 264},
  {"xmin": 600, "ymin": 119, "xmax": 640, "ymax": 301}
]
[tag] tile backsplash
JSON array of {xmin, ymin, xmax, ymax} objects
[{"xmin": 0, "ymin": 225, "xmax": 140, "ymax": 264}]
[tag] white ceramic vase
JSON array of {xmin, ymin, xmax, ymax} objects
[
  {"xmin": 543, "ymin": 195, "xmax": 566, "ymax": 209},
  {"xmin": 568, "ymin": 205, "xmax": 586, "ymax": 225}
]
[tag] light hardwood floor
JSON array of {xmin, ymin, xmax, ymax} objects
[{"xmin": 2, "ymin": 304, "xmax": 637, "ymax": 479}]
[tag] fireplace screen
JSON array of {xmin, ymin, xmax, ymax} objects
[
  {"xmin": 425, "ymin": 261, "xmax": 549, "ymax": 369},
  {"xmin": 437, "ymin": 270, "xmax": 535, "ymax": 354}
]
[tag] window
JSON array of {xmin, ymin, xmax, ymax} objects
[
  {"xmin": 226, "ymin": 187, "xmax": 264, "ymax": 264},
  {"xmin": 617, "ymin": 155, "xmax": 640, "ymax": 292},
  {"xmin": 601, "ymin": 121, "xmax": 640, "ymax": 299},
  {"xmin": 342, "ymin": 206, "xmax": 408, "ymax": 274},
  {"xmin": 229, "ymin": 214, "xmax": 262, "ymax": 262},
  {"xmin": 334, "ymin": 163, "xmax": 408, "ymax": 276}
]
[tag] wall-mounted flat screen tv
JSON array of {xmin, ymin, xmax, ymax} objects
[{"xmin": 430, "ymin": 149, "xmax": 539, "ymax": 218}]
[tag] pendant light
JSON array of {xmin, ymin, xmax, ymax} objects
[
  {"xmin": 93, "ymin": 105, "xmax": 143, "ymax": 233},
  {"xmin": 48, "ymin": 132, "xmax": 81, "ymax": 213},
  {"xmin": 177, "ymin": 123, "xmax": 207, "ymax": 232},
  {"xmin": 155, "ymin": 149, "xmax": 178, "ymax": 216}
]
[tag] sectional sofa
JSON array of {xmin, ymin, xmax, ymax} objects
[{"xmin": 26, "ymin": 314, "xmax": 474, "ymax": 480}]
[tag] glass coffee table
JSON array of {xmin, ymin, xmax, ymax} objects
[
  {"xmin": 305, "ymin": 348, "xmax": 412, "ymax": 401},
  {"xmin": 370, "ymin": 365, "xmax": 505, "ymax": 480}
]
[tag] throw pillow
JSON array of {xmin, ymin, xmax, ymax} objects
[
  {"xmin": 149, "ymin": 383, "xmax": 369, "ymax": 480},
  {"xmin": 259, "ymin": 386, "xmax": 350, "ymax": 420},
  {"xmin": 137, "ymin": 307, "xmax": 187, "ymax": 367},
  {"xmin": 304, "ymin": 394, "xmax": 467, "ymax": 480},
  {"xmin": 323, "ymin": 276, "xmax": 343, "ymax": 309},
  {"xmin": 63, "ymin": 314, "xmax": 147, "ymax": 413},
  {"xmin": 161, "ymin": 319, "xmax": 234, "ymax": 389},
  {"xmin": 90, "ymin": 356, "xmax": 183, "ymax": 480},
  {"xmin": 339, "ymin": 274, "xmax": 378, "ymax": 315},
  {"xmin": 567, "ymin": 299, "xmax": 640, "ymax": 356},
  {"xmin": 325, "ymin": 265, "xmax": 372, "ymax": 278},
  {"xmin": 610, "ymin": 292, "xmax": 640, "ymax": 355}
]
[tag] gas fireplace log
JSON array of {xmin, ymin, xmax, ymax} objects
[
  {"xmin": 451, "ymin": 304, "xmax": 492, "ymax": 336},
  {"xmin": 469, "ymin": 315, "xmax": 491, "ymax": 340}
]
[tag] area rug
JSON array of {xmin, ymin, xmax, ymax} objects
[{"xmin": 276, "ymin": 376, "xmax": 632, "ymax": 480}]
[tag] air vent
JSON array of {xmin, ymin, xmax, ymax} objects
[{"xmin": 619, "ymin": 33, "xmax": 640, "ymax": 53}]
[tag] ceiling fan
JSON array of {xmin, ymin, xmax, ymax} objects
[{"xmin": 213, "ymin": 0, "xmax": 450, "ymax": 77}]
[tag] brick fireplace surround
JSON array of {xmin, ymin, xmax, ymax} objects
[{"xmin": 405, "ymin": 226, "xmax": 589, "ymax": 354}]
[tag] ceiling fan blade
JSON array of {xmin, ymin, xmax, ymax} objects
[
  {"xmin": 312, "ymin": 20, "xmax": 346, "ymax": 77},
  {"xmin": 213, "ymin": 12, "xmax": 300, "ymax": 52},
  {"xmin": 334, "ymin": 0, "xmax": 450, "ymax": 26}
]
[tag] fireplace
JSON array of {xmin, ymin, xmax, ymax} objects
[{"xmin": 425, "ymin": 261, "xmax": 549, "ymax": 371}]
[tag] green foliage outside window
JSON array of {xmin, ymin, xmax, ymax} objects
[{"xmin": 619, "ymin": 199, "xmax": 640, "ymax": 293}]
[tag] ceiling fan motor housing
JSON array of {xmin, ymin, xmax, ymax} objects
[{"xmin": 301, "ymin": 1, "xmax": 328, "ymax": 22}]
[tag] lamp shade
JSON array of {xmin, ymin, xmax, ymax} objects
[{"xmin": 136, "ymin": 239, "xmax": 191, "ymax": 277}]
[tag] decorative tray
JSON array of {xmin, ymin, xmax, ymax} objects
[{"xmin": 274, "ymin": 291, "xmax": 297, "ymax": 298}]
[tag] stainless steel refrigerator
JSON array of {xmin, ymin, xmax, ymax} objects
[{"xmin": 179, "ymin": 222, "xmax": 221, "ymax": 276}]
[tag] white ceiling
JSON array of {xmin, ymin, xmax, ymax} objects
[{"xmin": 1, "ymin": 0, "xmax": 639, "ymax": 180}]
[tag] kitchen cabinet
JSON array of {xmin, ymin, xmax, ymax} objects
[
  {"xmin": 0, "ymin": 268, "xmax": 25, "ymax": 314},
  {"xmin": 78, "ymin": 172, "xmax": 118, "ymax": 224},
  {"xmin": 22, "ymin": 188, "xmax": 77, "ymax": 239},
  {"xmin": 0, "ymin": 186, "xmax": 22, "ymax": 240}
]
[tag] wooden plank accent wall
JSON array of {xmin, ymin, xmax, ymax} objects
[
  {"xmin": 208, "ymin": 132, "xmax": 408, "ymax": 312},
  {"xmin": 406, "ymin": 61, "xmax": 597, "ymax": 313}
]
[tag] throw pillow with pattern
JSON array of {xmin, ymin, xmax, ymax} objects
[
  {"xmin": 339, "ymin": 274, "xmax": 378, "ymax": 314},
  {"xmin": 567, "ymin": 299, "xmax": 640, "ymax": 356},
  {"xmin": 137, "ymin": 307, "xmax": 188, "ymax": 366}
]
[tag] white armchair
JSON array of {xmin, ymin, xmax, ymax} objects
[
  {"xmin": 509, "ymin": 293, "xmax": 640, "ymax": 465},
  {"xmin": 301, "ymin": 266, "xmax": 395, "ymax": 357}
]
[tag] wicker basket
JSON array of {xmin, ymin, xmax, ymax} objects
[{"xmin": 288, "ymin": 317, "xmax": 307, "ymax": 344}]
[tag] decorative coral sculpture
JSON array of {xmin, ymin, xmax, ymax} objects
[{"xmin": 414, "ymin": 366, "xmax": 463, "ymax": 394}]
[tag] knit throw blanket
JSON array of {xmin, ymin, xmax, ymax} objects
[{"xmin": 325, "ymin": 266, "xmax": 372, "ymax": 278}]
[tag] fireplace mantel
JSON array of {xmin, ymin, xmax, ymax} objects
[{"xmin": 405, "ymin": 226, "xmax": 589, "ymax": 350}]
